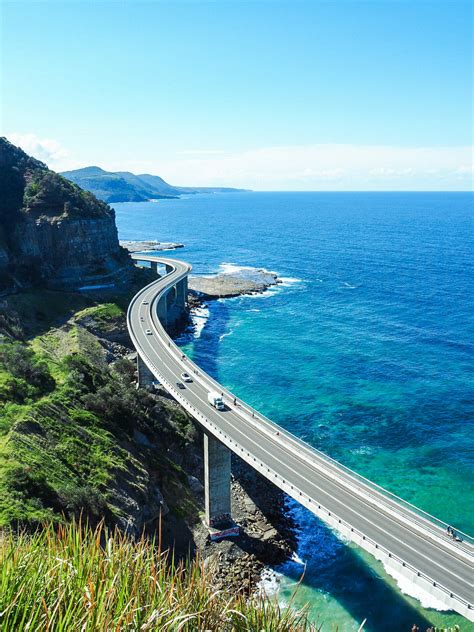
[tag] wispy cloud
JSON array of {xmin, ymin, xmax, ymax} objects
[
  {"xmin": 5, "ymin": 134, "xmax": 473, "ymax": 190},
  {"xmin": 175, "ymin": 149, "xmax": 227, "ymax": 156},
  {"xmin": 7, "ymin": 132, "xmax": 69, "ymax": 166},
  {"xmin": 154, "ymin": 144, "xmax": 474, "ymax": 190}
]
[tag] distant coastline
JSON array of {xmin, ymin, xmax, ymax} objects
[{"xmin": 61, "ymin": 165, "xmax": 250, "ymax": 204}]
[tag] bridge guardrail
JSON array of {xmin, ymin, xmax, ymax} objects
[
  {"xmin": 163, "ymin": 313, "xmax": 474, "ymax": 552},
  {"xmin": 133, "ymin": 257, "xmax": 474, "ymax": 552},
  {"xmin": 128, "ymin": 257, "xmax": 474, "ymax": 617},
  {"xmin": 127, "ymin": 318, "xmax": 474, "ymax": 616}
]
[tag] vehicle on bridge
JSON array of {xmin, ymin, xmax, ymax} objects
[
  {"xmin": 208, "ymin": 391, "xmax": 225, "ymax": 411},
  {"xmin": 181, "ymin": 372, "xmax": 193, "ymax": 382}
]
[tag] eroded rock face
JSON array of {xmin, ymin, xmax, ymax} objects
[
  {"xmin": 0, "ymin": 137, "xmax": 133, "ymax": 290},
  {"xmin": 14, "ymin": 215, "xmax": 129, "ymax": 288}
]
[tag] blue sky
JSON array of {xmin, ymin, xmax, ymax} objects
[{"xmin": 2, "ymin": 0, "xmax": 472, "ymax": 190}]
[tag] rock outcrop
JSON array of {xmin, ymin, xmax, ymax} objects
[{"xmin": 0, "ymin": 138, "xmax": 132, "ymax": 291}]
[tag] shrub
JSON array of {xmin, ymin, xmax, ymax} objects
[{"xmin": 0, "ymin": 342, "xmax": 55, "ymax": 401}]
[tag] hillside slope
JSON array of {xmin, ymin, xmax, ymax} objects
[
  {"xmin": 0, "ymin": 290, "xmax": 199, "ymax": 537},
  {"xmin": 61, "ymin": 165, "xmax": 248, "ymax": 203}
]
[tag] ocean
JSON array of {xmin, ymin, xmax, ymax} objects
[{"xmin": 114, "ymin": 192, "xmax": 473, "ymax": 631}]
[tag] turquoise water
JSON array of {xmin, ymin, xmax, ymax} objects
[{"xmin": 114, "ymin": 192, "xmax": 473, "ymax": 631}]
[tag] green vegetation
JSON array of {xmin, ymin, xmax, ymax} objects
[
  {"xmin": 23, "ymin": 170, "xmax": 112, "ymax": 220},
  {"xmin": 0, "ymin": 304, "xmax": 197, "ymax": 528},
  {"xmin": 0, "ymin": 137, "xmax": 112, "ymax": 225},
  {"xmin": 0, "ymin": 521, "xmax": 313, "ymax": 631}
]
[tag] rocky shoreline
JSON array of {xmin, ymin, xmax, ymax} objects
[
  {"xmin": 120, "ymin": 239, "xmax": 184, "ymax": 253},
  {"xmin": 188, "ymin": 267, "xmax": 281, "ymax": 299},
  {"xmin": 193, "ymin": 457, "xmax": 298, "ymax": 596}
]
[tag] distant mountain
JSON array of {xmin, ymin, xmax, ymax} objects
[{"xmin": 60, "ymin": 166, "xmax": 248, "ymax": 203}]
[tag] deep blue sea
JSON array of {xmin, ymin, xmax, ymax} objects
[{"xmin": 114, "ymin": 192, "xmax": 473, "ymax": 631}]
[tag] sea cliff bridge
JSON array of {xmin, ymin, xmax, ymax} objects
[{"xmin": 128, "ymin": 255, "xmax": 473, "ymax": 621}]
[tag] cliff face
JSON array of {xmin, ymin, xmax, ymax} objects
[{"xmin": 0, "ymin": 138, "xmax": 132, "ymax": 291}]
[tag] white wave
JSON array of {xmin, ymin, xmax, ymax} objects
[
  {"xmin": 350, "ymin": 446, "xmax": 374, "ymax": 456},
  {"xmin": 290, "ymin": 551, "xmax": 305, "ymax": 565},
  {"xmin": 382, "ymin": 564, "xmax": 452, "ymax": 611},
  {"xmin": 217, "ymin": 288, "xmax": 281, "ymax": 302},
  {"xmin": 219, "ymin": 262, "xmax": 277, "ymax": 276},
  {"xmin": 341, "ymin": 282, "xmax": 357, "ymax": 289},
  {"xmin": 257, "ymin": 567, "xmax": 282, "ymax": 597},
  {"xmin": 278, "ymin": 276, "xmax": 303, "ymax": 286},
  {"xmin": 219, "ymin": 329, "xmax": 234, "ymax": 342},
  {"xmin": 191, "ymin": 306, "xmax": 210, "ymax": 339}
]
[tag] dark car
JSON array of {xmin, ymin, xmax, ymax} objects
[{"xmin": 176, "ymin": 381, "xmax": 186, "ymax": 389}]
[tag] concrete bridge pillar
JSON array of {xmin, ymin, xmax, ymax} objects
[
  {"xmin": 161, "ymin": 278, "xmax": 187, "ymax": 330},
  {"xmin": 176, "ymin": 277, "xmax": 188, "ymax": 310},
  {"xmin": 204, "ymin": 432, "xmax": 232, "ymax": 527},
  {"xmin": 156, "ymin": 295, "xmax": 168, "ymax": 328},
  {"xmin": 150, "ymin": 261, "xmax": 158, "ymax": 275},
  {"xmin": 137, "ymin": 355, "xmax": 155, "ymax": 388}
]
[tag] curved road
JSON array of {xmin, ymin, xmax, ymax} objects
[{"xmin": 128, "ymin": 256, "xmax": 474, "ymax": 621}]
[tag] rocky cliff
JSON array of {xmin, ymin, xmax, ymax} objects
[{"xmin": 0, "ymin": 138, "xmax": 132, "ymax": 291}]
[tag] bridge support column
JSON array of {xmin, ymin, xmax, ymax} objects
[
  {"xmin": 150, "ymin": 261, "xmax": 158, "ymax": 275},
  {"xmin": 156, "ymin": 296, "xmax": 168, "ymax": 328},
  {"xmin": 137, "ymin": 355, "xmax": 155, "ymax": 388},
  {"xmin": 176, "ymin": 277, "xmax": 188, "ymax": 311},
  {"xmin": 204, "ymin": 432, "xmax": 232, "ymax": 527}
]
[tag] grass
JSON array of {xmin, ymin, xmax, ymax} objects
[
  {"xmin": 75, "ymin": 302, "xmax": 124, "ymax": 322},
  {"xmin": 0, "ymin": 302, "xmax": 200, "ymax": 529},
  {"xmin": 0, "ymin": 520, "xmax": 315, "ymax": 632}
]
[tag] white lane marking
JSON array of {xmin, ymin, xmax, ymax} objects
[
  {"xmin": 134, "ymin": 267, "xmax": 474, "ymax": 577},
  {"xmin": 149, "ymin": 346, "xmax": 473, "ymax": 588},
  {"xmin": 130, "ymin": 261, "xmax": 474, "ymax": 594},
  {"xmin": 142, "ymin": 280, "xmax": 473, "ymax": 558},
  {"xmin": 134, "ymin": 266, "xmax": 474, "ymax": 548},
  {"xmin": 133, "ymin": 326, "xmax": 474, "ymax": 602},
  {"xmin": 143, "ymin": 298, "xmax": 474, "ymax": 572}
]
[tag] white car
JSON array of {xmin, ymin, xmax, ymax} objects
[
  {"xmin": 145, "ymin": 329, "xmax": 152, "ymax": 335},
  {"xmin": 180, "ymin": 372, "xmax": 192, "ymax": 383},
  {"xmin": 143, "ymin": 300, "xmax": 149, "ymax": 305}
]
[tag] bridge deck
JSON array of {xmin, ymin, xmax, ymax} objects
[{"xmin": 128, "ymin": 255, "xmax": 474, "ymax": 620}]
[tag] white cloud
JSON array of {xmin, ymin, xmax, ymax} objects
[
  {"xmin": 149, "ymin": 143, "xmax": 474, "ymax": 190},
  {"xmin": 5, "ymin": 134, "xmax": 473, "ymax": 190},
  {"xmin": 457, "ymin": 164, "xmax": 474, "ymax": 175},
  {"xmin": 7, "ymin": 132, "xmax": 69, "ymax": 166},
  {"xmin": 175, "ymin": 149, "xmax": 226, "ymax": 156}
]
